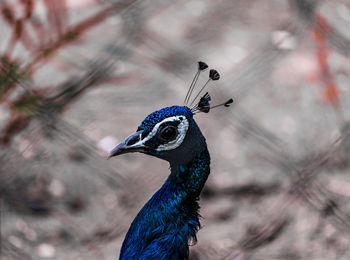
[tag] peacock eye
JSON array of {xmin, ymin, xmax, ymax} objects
[{"xmin": 158, "ymin": 125, "xmax": 178, "ymax": 142}]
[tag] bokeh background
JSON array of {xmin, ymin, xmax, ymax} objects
[{"xmin": 1, "ymin": 0, "xmax": 350, "ymax": 259}]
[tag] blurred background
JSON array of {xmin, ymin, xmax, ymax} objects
[{"xmin": 1, "ymin": 0, "xmax": 350, "ymax": 259}]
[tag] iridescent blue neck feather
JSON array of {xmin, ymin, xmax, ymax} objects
[{"xmin": 120, "ymin": 150, "xmax": 210, "ymax": 259}]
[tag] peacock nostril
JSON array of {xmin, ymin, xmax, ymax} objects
[{"xmin": 126, "ymin": 134, "xmax": 140, "ymax": 146}]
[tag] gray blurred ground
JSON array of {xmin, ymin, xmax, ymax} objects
[{"xmin": 1, "ymin": 0, "xmax": 350, "ymax": 259}]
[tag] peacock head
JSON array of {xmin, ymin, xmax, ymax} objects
[
  {"xmin": 108, "ymin": 62, "xmax": 233, "ymax": 166},
  {"xmin": 109, "ymin": 106, "xmax": 205, "ymax": 165}
]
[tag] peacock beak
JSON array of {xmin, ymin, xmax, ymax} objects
[{"xmin": 108, "ymin": 130, "xmax": 145, "ymax": 159}]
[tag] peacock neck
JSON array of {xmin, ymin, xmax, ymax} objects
[
  {"xmin": 167, "ymin": 149, "xmax": 211, "ymax": 199},
  {"xmin": 119, "ymin": 149, "xmax": 210, "ymax": 259}
]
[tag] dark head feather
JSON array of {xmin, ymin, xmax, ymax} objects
[
  {"xmin": 209, "ymin": 69, "xmax": 220, "ymax": 80},
  {"xmin": 198, "ymin": 61, "xmax": 208, "ymax": 71},
  {"xmin": 197, "ymin": 92, "xmax": 211, "ymax": 113}
]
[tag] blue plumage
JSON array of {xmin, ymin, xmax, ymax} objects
[
  {"xmin": 110, "ymin": 106, "xmax": 210, "ymax": 259},
  {"xmin": 109, "ymin": 62, "xmax": 231, "ymax": 259},
  {"xmin": 137, "ymin": 106, "xmax": 192, "ymax": 135},
  {"xmin": 120, "ymin": 151, "xmax": 209, "ymax": 259}
]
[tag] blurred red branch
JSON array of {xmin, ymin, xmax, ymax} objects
[
  {"xmin": 29, "ymin": 0, "xmax": 138, "ymax": 70},
  {"xmin": 312, "ymin": 14, "xmax": 340, "ymax": 109}
]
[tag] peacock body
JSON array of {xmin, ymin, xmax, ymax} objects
[{"xmin": 109, "ymin": 62, "xmax": 232, "ymax": 259}]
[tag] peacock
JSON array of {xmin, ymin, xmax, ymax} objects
[{"xmin": 109, "ymin": 62, "xmax": 233, "ymax": 259}]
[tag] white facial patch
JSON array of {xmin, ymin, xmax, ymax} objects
[
  {"xmin": 155, "ymin": 116, "xmax": 189, "ymax": 151},
  {"xmin": 124, "ymin": 116, "xmax": 189, "ymax": 152}
]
